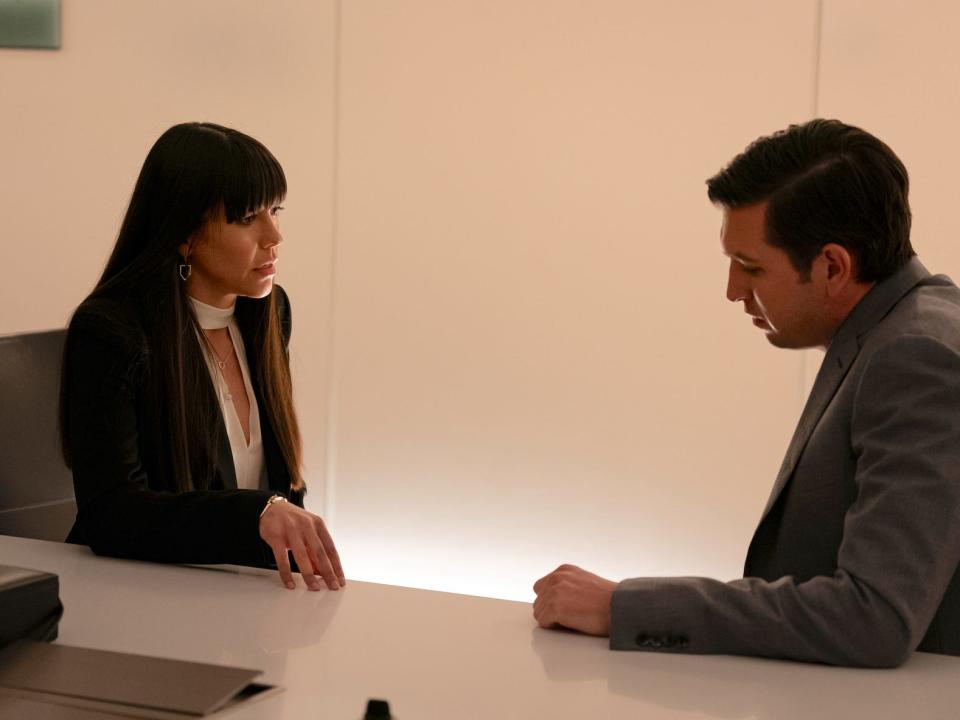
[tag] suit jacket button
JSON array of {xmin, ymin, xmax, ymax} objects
[
  {"xmin": 635, "ymin": 634, "xmax": 649, "ymax": 647},
  {"xmin": 651, "ymin": 638, "xmax": 663, "ymax": 648}
]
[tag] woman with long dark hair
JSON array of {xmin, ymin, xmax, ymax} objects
[{"xmin": 60, "ymin": 122, "xmax": 344, "ymax": 592}]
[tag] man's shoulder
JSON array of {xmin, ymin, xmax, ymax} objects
[
  {"xmin": 839, "ymin": 280, "xmax": 960, "ymax": 401},
  {"xmin": 860, "ymin": 273, "xmax": 960, "ymax": 350}
]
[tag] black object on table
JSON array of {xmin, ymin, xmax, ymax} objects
[
  {"xmin": 0, "ymin": 565, "xmax": 62, "ymax": 647},
  {"xmin": 365, "ymin": 698, "xmax": 393, "ymax": 719}
]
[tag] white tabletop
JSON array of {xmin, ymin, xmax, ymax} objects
[{"xmin": 2, "ymin": 535, "xmax": 959, "ymax": 719}]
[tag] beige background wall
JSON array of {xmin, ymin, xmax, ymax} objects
[
  {"xmin": 2, "ymin": 1, "xmax": 958, "ymax": 602},
  {"xmin": 819, "ymin": 0, "xmax": 960, "ymax": 278},
  {"xmin": 331, "ymin": 0, "xmax": 816, "ymax": 599}
]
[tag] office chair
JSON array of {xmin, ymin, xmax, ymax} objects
[{"xmin": 0, "ymin": 329, "xmax": 76, "ymax": 541}]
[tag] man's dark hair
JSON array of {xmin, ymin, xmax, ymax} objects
[{"xmin": 706, "ymin": 119, "xmax": 914, "ymax": 282}]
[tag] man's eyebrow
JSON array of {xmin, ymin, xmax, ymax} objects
[{"xmin": 724, "ymin": 251, "xmax": 761, "ymax": 264}]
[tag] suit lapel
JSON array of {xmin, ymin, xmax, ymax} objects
[
  {"xmin": 246, "ymin": 369, "xmax": 291, "ymax": 494},
  {"xmin": 191, "ymin": 347, "xmax": 239, "ymax": 490},
  {"xmin": 757, "ymin": 258, "xmax": 931, "ymax": 522},
  {"xmin": 215, "ymin": 417, "xmax": 238, "ymax": 489},
  {"xmin": 206, "ymin": 375, "xmax": 238, "ymax": 489},
  {"xmin": 211, "ymin": 372, "xmax": 283, "ymax": 492},
  {"xmin": 234, "ymin": 308, "xmax": 291, "ymax": 495},
  {"xmin": 759, "ymin": 336, "xmax": 857, "ymax": 518}
]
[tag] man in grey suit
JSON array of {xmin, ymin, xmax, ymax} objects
[{"xmin": 532, "ymin": 119, "xmax": 960, "ymax": 667}]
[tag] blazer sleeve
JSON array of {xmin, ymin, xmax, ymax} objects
[
  {"xmin": 65, "ymin": 304, "xmax": 276, "ymax": 566},
  {"xmin": 609, "ymin": 333, "xmax": 960, "ymax": 667}
]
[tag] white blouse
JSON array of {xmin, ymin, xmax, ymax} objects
[{"xmin": 190, "ymin": 297, "xmax": 267, "ymax": 491}]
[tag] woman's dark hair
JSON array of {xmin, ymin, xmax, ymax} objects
[
  {"xmin": 60, "ymin": 122, "xmax": 304, "ymax": 492},
  {"xmin": 706, "ymin": 119, "xmax": 914, "ymax": 283}
]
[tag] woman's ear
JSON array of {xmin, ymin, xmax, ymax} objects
[{"xmin": 178, "ymin": 225, "xmax": 204, "ymax": 261}]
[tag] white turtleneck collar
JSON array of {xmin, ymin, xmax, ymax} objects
[{"xmin": 190, "ymin": 296, "xmax": 236, "ymax": 330}]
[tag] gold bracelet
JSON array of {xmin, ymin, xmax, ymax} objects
[{"xmin": 259, "ymin": 494, "xmax": 288, "ymax": 518}]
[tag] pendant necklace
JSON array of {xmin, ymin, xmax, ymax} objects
[
  {"xmin": 208, "ymin": 337, "xmax": 234, "ymax": 401},
  {"xmin": 210, "ymin": 342, "xmax": 231, "ymax": 371},
  {"xmin": 188, "ymin": 296, "xmax": 238, "ymax": 399}
]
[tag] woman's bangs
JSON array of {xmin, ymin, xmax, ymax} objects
[{"xmin": 221, "ymin": 139, "xmax": 287, "ymax": 223}]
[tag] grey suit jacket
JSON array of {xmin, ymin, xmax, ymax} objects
[{"xmin": 610, "ymin": 258, "xmax": 960, "ymax": 666}]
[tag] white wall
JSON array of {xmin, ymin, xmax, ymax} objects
[
  {"xmin": 3, "ymin": 1, "xmax": 958, "ymax": 603},
  {"xmin": 330, "ymin": 0, "xmax": 817, "ymax": 598},
  {"xmin": 819, "ymin": 0, "xmax": 960, "ymax": 277}
]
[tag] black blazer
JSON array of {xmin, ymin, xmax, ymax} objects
[{"xmin": 63, "ymin": 286, "xmax": 303, "ymax": 568}]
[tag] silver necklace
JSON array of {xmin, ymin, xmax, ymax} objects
[
  {"xmin": 207, "ymin": 335, "xmax": 232, "ymax": 371},
  {"xmin": 207, "ymin": 336, "xmax": 236, "ymax": 402}
]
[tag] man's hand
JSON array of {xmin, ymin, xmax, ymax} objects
[
  {"xmin": 259, "ymin": 501, "xmax": 346, "ymax": 591},
  {"xmin": 532, "ymin": 564, "xmax": 616, "ymax": 636}
]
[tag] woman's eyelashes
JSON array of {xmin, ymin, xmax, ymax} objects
[{"xmin": 236, "ymin": 206, "xmax": 283, "ymax": 226}]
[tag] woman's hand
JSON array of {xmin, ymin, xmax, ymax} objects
[{"xmin": 259, "ymin": 501, "xmax": 346, "ymax": 591}]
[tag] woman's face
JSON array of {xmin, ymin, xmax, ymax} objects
[{"xmin": 181, "ymin": 203, "xmax": 283, "ymax": 308}]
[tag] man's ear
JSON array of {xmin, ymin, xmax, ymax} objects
[{"xmin": 819, "ymin": 243, "xmax": 856, "ymax": 297}]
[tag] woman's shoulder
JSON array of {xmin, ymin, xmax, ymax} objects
[
  {"xmin": 273, "ymin": 285, "xmax": 292, "ymax": 348},
  {"xmin": 274, "ymin": 284, "xmax": 292, "ymax": 339},
  {"xmin": 236, "ymin": 284, "xmax": 292, "ymax": 343},
  {"xmin": 235, "ymin": 284, "xmax": 290, "ymax": 313},
  {"xmin": 272, "ymin": 284, "xmax": 291, "ymax": 319},
  {"xmin": 69, "ymin": 293, "xmax": 149, "ymax": 355}
]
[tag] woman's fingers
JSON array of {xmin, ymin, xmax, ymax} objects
[
  {"xmin": 290, "ymin": 542, "xmax": 322, "ymax": 591},
  {"xmin": 314, "ymin": 517, "xmax": 346, "ymax": 586},
  {"xmin": 260, "ymin": 500, "xmax": 345, "ymax": 590},
  {"xmin": 305, "ymin": 539, "xmax": 339, "ymax": 591},
  {"xmin": 269, "ymin": 541, "xmax": 296, "ymax": 590}
]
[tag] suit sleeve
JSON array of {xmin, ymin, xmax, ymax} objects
[
  {"xmin": 66, "ymin": 307, "xmax": 275, "ymax": 566},
  {"xmin": 610, "ymin": 334, "xmax": 960, "ymax": 667}
]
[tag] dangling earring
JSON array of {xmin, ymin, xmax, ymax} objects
[{"xmin": 178, "ymin": 263, "xmax": 192, "ymax": 281}]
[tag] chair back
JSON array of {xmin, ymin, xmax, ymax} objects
[{"xmin": 0, "ymin": 329, "xmax": 76, "ymax": 541}]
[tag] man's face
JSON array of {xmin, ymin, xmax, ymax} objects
[{"xmin": 721, "ymin": 202, "xmax": 831, "ymax": 349}]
